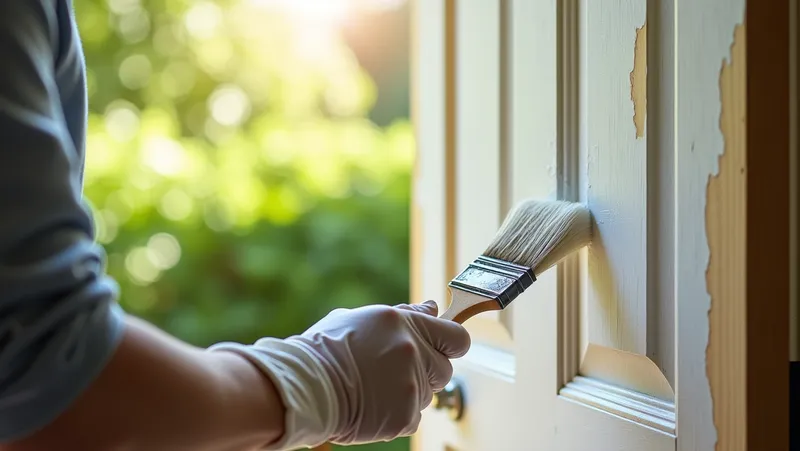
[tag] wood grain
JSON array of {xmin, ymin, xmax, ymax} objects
[
  {"xmin": 675, "ymin": 1, "xmax": 745, "ymax": 448},
  {"xmin": 680, "ymin": 0, "xmax": 791, "ymax": 448},
  {"xmin": 706, "ymin": 23, "xmax": 747, "ymax": 451}
]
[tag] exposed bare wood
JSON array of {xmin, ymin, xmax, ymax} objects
[
  {"xmin": 706, "ymin": 25, "xmax": 747, "ymax": 450},
  {"xmin": 675, "ymin": 0, "xmax": 744, "ymax": 448},
  {"xmin": 630, "ymin": 22, "xmax": 647, "ymax": 139}
]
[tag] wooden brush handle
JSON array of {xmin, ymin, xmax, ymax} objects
[{"xmin": 439, "ymin": 296, "xmax": 502, "ymax": 324}]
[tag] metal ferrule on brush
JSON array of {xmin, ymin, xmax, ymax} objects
[{"xmin": 447, "ymin": 256, "xmax": 536, "ymax": 309}]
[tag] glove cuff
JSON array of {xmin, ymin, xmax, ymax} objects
[{"xmin": 208, "ymin": 338, "xmax": 339, "ymax": 450}]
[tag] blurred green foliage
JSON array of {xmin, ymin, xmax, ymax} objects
[{"xmin": 76, "ymin": 0, "xmax": 411, "ymax": 449}]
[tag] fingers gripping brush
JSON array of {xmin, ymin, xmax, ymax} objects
[{"xmin": 439, "ymin": 199, "xmax": 592, "ymax": 323}]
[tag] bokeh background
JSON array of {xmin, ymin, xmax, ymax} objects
[{"xmin": 75, "ymin": 0, "xmax": 412, "ymax": 449}]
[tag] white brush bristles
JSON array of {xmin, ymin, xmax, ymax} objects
[{"xmin": 483, "ymin": 199, "xmax": 592, "ymax": 275}]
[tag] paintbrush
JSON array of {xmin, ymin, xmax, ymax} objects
[{"xmin": 439, "ymin": 199, "xmax": 592, "ymax": 323}]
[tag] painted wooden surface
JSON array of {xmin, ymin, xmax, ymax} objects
[
  {"xmin": 453, "ymin": 0, "xmax": 513, "ymax": 350},
  {"xmin": 410, "ymin": 0, "xmax": 448, "ymax": 310},
  {"xmin": 674, "ymin": 0, "xmax": 791, "ymax": 450},
  {"xmin": 409, "ymin": 3, "xmax": 454, "ymax": 451},
  {"xmin": 674, "ymin": 0, "xmax": 745, "ymax": 449},
  {"xmin": 646, "ymin": 0, "xmax": 676, "ymax": 390},
  {"xmin": 414, "ymin": 0, "xmax": 790, "ymax": 450},
  {"xmin": 505, "ymin": 2, "xmax": 562, "ymax": 450},
  {"xmin": 558, "ymin": 2, "xmax": 672, "ymax": 448},
  {"xmin": 413, "ymin": 0, "xmax": 676, "ymax": 450},
  {"xmin": 412, "ymin": 1, "xmax": 521, "ymax": 449},
  {"xmin": 580, "ymin": 0, "xmax": 649, "ymax": 359},
  {"xmin": 706, "ymin": 22, "xmax": 747, "ymax": 451},
  {"xmin": 577, "ymin": 0, "xmax": 677, "ymax": 398}
]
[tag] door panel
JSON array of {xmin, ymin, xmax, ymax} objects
[
  {"xmin": 581, "ymin": 0, "xmax": 648, "ymax": 357},
  {"xmin": 454, "ymin": 0, "xmax": 513, "ymax": 350},
  {"xmin": 577, "ymin": 0, "xmax": 674, "ymax": 400}
]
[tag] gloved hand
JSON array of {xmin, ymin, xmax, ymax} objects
[{"xmin": 208, "ymin": 301, "xmax": 471, "ymax": 450}]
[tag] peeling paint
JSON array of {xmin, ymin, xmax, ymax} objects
[
  {"xmin": 705, "ymin": 23, "xmax": 747, "ymax": 451},
  {"xmin": 676, "ymin": 1, "xmax": 746, "ymax": 448},
  {"xmin": 630, "ymin": 22, "xmax": 647, "ymax": 139}
]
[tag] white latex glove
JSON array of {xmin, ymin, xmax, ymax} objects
[{"xmin": 208, "ymin": 301, "xmax": 470, "ymax": 450}]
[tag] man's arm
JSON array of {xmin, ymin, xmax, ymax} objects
[
  {"xmin": 0, "ymin": 1, "xmax": 285, "ymax": 449},
  {"xmin": 4, "ymin": 316, "xmax": 285, "ymax": 451}
]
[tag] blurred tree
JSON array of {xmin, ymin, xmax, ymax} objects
[{"xmin": 75, "ymin": 0, "xmax": 412, "ymax": 449}]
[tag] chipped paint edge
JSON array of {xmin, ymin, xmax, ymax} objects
[
  {"xmin": 706, "ymin": 23, "xmax": 747, "ymax": 451},
  {"xmin": 675, "ymin": 0, "xmax": 746, "ymax": 450},
  {"xmin": 631, "ymin": 21, "xmax": 647, "ymax": 139}
]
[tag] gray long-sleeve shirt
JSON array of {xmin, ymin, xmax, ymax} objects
[{"xmin": 0, "ymin": 0, "xmax": 125, "ymax": 440}]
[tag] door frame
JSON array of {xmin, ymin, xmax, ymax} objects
[{"xmin": 735, "ymin": 0, "xmax": 790, "ymax": 448}]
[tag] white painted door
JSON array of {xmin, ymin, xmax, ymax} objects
[{"xmin": 411, "ymin": 0, "xmax": 747, "ymax": 450}]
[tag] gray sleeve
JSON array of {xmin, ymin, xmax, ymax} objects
[{"xmin": 0, "ymin": 0, "xmax": 126, "ymax": 441}]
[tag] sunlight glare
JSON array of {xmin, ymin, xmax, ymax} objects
[
  {"xmin": 208, "ymin": 85, "xmax": 251, "ymax": 127},
  {"xmin": 248, "ymin": 0, "xmax": 351, "ymax": 26},
  {"xmin": 245, "ymin": 0, "xmax": 352, "ymax": 61},
  {"xmin": 184, "ymin": 2, "xmax": 223, "ymax": 40},
  {"xmin": 285, "ymin": 0, "xmax": 350, "ymax": 25},
  {"xmin": 143, "ymin": 137, "xmax": 188, "ymax": 176}
]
